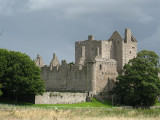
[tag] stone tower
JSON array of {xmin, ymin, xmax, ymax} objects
[
  {"xmin": 122, "ymin": 29, "xmax": 137, "ymax": 68},
  {"xmin": 75, "ymin": 28, "xmax": 137, "ymax": 73},
  {"xmin": 35, "ymin": 54, "xmax": 45, "ymax": 67},
  {"xmin": 49, "ymin": 53, "xmax": 60, "ymax": 70}
]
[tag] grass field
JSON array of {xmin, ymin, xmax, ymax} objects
[
  {"xmin": 33, "ymin": 98, "xmax": 113, "ymax": 108},
  {"xmin": 0, "ymin": 98, "xmax": 113, "ymax": 109},
  {"xmin": 0, "ymin": 104, "xmax": 160, "ymax": 120},
  {"xmin": 0, "ymin": 98, "xmax": 160, "ymax": 120}
]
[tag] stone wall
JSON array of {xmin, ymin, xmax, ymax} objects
[
  {"xmin": 35, "ymin": 92, "xmax": 87, "ymax": 104},
  {"xmin": 95, "ymin": 58, "xmax": 118, "ymax": 93},
  {"xmin": 41, "ymin": 63, "xmax": 88, "ymax": 92}
]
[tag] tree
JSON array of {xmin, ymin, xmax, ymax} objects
[
  {"xmin": 0, "ymin": 49, "xmax": 45, "ymax": 102},
  {"xmin": 0, "ymin": 84, "xmax": 2, "ymax": 96},
  {"xmin": 113, "ymin": 50, "xmax": 160, "ymax": 107}
]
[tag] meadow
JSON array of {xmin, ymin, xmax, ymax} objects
[
  {"xmin": 0, "ymin": 104, "xmax": 160, "ymax": 120},
  {"xmin": 0, "ymin": 98, "xmax": 160, "ymax": 120}
]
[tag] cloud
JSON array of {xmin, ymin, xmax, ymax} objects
[
  {"xmin": 139, "ymin": 25, "xmax": 160, "ymax": 55},
  {"xmin": 28, "ymin": 0, "xmax": 55, "ymax": 11},
  {"xmin": 0, "ymin": 0, "xmax": 16, "ymax": 15},
  {"xmin": 26, "ymin": 0, "xmax": 155, "ymax": 23},
  {"xmin": 0, "ymin": 0, "xmax": 160, "ymax": 63},
  {"xmin": 0, "ymin": 0, "xmax": 156, "ymax": 24}
]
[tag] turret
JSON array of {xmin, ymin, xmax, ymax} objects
[
  {"xmin": 34, "ymin": 54, "xmax": 45, "ymax": 67},
  {"xmin": 49, "ymin": 53, "xmax": 60, "ymax": 70}
]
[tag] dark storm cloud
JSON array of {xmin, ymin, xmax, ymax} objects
[{"xmin": 0, "ymin": 0, "xmax": 160, "ymax": 64}]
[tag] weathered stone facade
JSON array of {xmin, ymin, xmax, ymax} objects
[
  {"xmin": 35, "ymin": 28, "xmax": 137, "ymax": 99},
  {"xmin": 35, "ymin": 92, "xmax": 87, "ymax": 104}
]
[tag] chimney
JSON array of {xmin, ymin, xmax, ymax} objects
[
  {"xmin": 88, "ymin": 35, "xmax": 94, "ymax": 40},
  {"xmin": 124, "ymin": 28, "xmax": 131, "ymax": 43}
]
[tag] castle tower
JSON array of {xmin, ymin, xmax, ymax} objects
[
  {"xmin": 49, "ymin": 53, "xmax": 60, "ymax": 70},
  {"xmin": 34, "ymin": 54, "xmax": 45, "ymax": 67},
  {"xmin": 122, "ymin": 28, "xmax": 137, "ymax": 68},
  {"xmin": 75, "ymin": 35, "xmax": 102, "ymax": 65},
  {"xmin": 86, "ymin": 61, "xmax": 96, "ymax": 95},
  {"xmin": 109, "ymin": 31, "xmax": 123, "ymax": 73}
]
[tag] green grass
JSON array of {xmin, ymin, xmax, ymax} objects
[
  {"xmin": 155, "ymin": 102, "xmax": 160, "ymax": 106},
  {"xmin": 1, "ymin": 100, "xmax": 160, "ymax": 119},
  {"xmin": 1, "ymin": 98, "xmax": 159, "ymax": 110},
  {"xmin": 0, "ymin": 98, "xmax": 113, "ymax": 109},
  {"xmin": 32, "ymin": 98, "xmax": 112, "ymax": 108}
]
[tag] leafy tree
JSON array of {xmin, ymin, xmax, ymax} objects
[
  {"xmin": 113, "ymin": 50, "xmax": 160, "ymax": 107},
  {"xmin": 0, "ymin": 49, "xmax": 45, "ymax": 102},
  {"xmin": 0, "ymin": 84, "xmax": 2, "ymax": 96}
]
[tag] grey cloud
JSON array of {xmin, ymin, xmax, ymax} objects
[
  {"xmin": 26, "ymin": 0, "xmax": 154, "ymax": 24},
  {"xmin": 0, "ymin": 0, "xmax": 16, "ymax": 15},
  {"xmin": 139, "ymin": 25, "xmax": 160, "ymax": 54}
]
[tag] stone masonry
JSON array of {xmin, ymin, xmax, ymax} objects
[
  {"xmin": 35, "ymin": 28, "xmax": 137, "ymax": 99},
  {"xmin": 35, "ymin": 92, "xmax": 87, "ymax": 104}
]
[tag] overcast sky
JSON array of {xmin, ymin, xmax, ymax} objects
[{"xmin": 0, "ymin": 0, "xmax": 160, "ymax": 65}]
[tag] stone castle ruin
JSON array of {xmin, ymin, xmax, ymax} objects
[{"xmin": 35, "ymin": 28, "xmax": 137, "ymax": 100}]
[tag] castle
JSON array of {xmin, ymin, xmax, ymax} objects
[{"xmin": 35, "ymin": 28, "xmax": 137, "ymax": 99}]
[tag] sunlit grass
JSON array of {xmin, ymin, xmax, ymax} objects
[
  {"xmin": 155, "ymin": 102, "xmax": 160, "ymax": 106},
  {"xmin": 0, "ymin": 104, "xmax": 160, "ymax": 120},
  {"xmin": 0, "ymin": 98, "xmax": 113, "ymax": 109},
  {"xmin": 32, "ymin": 98, "xmax": 113, "ymax": 108}
]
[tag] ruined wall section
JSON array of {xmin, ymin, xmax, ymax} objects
[
  {"xmin": 41, "ymin": 62, "xmax": 88, "ymax": 92},
  {"xmin": 75, "ymin": 36, "xmax": 102, "ymax": 65}
]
